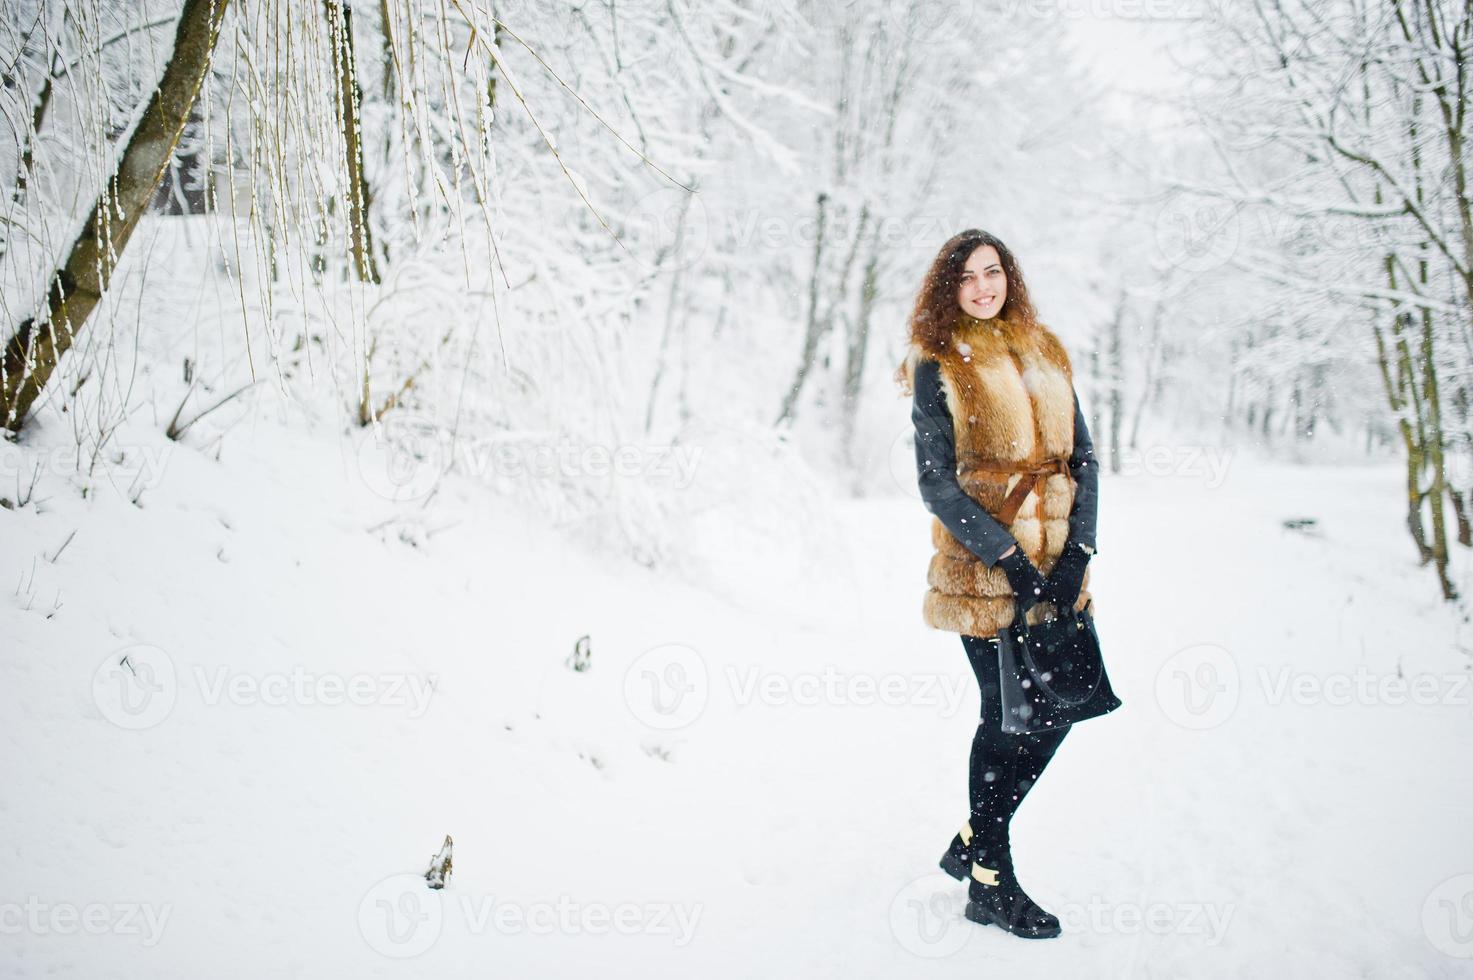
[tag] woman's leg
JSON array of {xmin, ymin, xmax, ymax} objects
[
  {"xmin": 961, "ymin": 635, "xmax": 1071, "ymax": 846},
  {"xmin": 957, "ymin": 633, "xmax": 1069, "ymax": 937}
]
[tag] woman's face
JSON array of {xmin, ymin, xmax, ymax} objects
[{"xmin": 956, "ymin": 245, "xmax": 1007, "ymax": 320}]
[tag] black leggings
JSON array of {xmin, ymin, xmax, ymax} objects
[{"xmin": 961, "ymin": 634, "xmax": 1070, "ymax": 845}]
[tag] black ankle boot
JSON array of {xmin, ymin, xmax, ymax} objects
[
  {"xmin": 939, "ymin": 813, "xmax": 1010, "ymax": 880},
  {"xmin": 938, "ymin": 821, "xmax": 974, "ymax": 881},
  {"xmin": 963, "ymin": 840, "xmax": 1061, "ymax": 939}
]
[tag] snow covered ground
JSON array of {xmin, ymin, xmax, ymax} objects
[{"xmin": 3, "ymin": 408, "xmax": 1472, "ymax": 978}]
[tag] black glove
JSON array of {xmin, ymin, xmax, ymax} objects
[
  {"xmin": 996, "ymin": 549, "xmax": 1047, "ymax": 615},
  {"xmin": 1045, "ymin": 541, "xmax": 1092, "ymax": 611}
]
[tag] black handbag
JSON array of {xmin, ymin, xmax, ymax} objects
[{"xmin": 996, "ymin": 596, "xmax": 1121, "ymax": 735}]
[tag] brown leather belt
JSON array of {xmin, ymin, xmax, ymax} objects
[{"xmin": 964, "ymin": 458, "xmax": 1069, "ymax": 527}]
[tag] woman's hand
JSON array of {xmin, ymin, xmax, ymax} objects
[
  {"xmin": 1045, "ymin": 541, "xmax": 1091, "ymax": 611},
  {"xmin": 996, "ymin": 548, "xmax": 1047, "ymax": 614}
]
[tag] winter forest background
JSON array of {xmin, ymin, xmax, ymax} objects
[{"xmin": 2, "ymin": 0, "xmax": 1473, "ymax": 977}]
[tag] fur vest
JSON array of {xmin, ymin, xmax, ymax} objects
[{"xmin": 906, "ymin": 314, "xmax": 1092, "ymax": 636}]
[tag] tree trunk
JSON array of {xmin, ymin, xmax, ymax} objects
[
  {"xmin": 325, "ymin": 0, "xmax": 381, "ymax": 285},
  {"xmin": 775, "ymin": 192, "xmax": 829, "ymax": 426},
  {"xmin": 17, "ymin": 69, "xmax": 51, "ymax": 203},
  {"xmin": 643, "ymin": 191, "xmax": 696, "ymax": 434},
  {"xmin": 1373, "ymin": 320, "xmax": 1434, "ymax": 562},
  {"xmin": 1089, "ymin": 338, "xmax": 1104, "ymax": 473},
  {"xmin": 1420, "ymin": 302, "xmax": 1456, "ymax": 598},
  {"xmin": 1106, "ymin": 295, "xmax": 1124, "ymax": 474},
  {"xmin": 841, "ymin": 241, "xmax": 879, "ymax": 488},
  {"xmin": 1, "ymin": 0, "xmax": 232, "ymax": 432},
  {"xmin": 487, "ymin": 17, "xmax": 503, "ymax": 110},
  {"xmin": 1449, "ymin": 487, "xmax": 1472, "ymax": 548},
  {"xmin": 378, "ymin": 0, "xmax": 396, "ymax": 103},
  {"xmin": 1128, "ymin": 294, "xmax": 1164, "ymax": 450},
  {"xmin": 0, "ymin": 85, "xmax": 47, "ymax": 264}
]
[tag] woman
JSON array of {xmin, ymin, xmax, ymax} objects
[{"xmin": 897, "ymin": 230, "xmax": 1099, "ymax": 940}]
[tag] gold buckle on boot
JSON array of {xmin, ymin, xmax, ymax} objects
[{"xmin": 971, "ymin": 863, "xmax": 999, "ymax": 886}]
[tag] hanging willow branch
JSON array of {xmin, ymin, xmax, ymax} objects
[{"xmin": 1, "ymin": 0, "xmax": 233, "ymax": 432}]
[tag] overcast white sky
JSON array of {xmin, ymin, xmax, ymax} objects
[{"xmin": 1065, "ymin": 13, "xmax": 1193, "ymax": 95}]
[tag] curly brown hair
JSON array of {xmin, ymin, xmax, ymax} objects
[{"xmin": 895, "ymin": 229, "xmax": 1040, "ymax": 394}]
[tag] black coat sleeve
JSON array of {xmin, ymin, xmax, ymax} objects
[
  {"xmin": 911, "ymin": 358, "xmax": 1020, "ymax": 567},
  {"xmin": 1066, "ymin": 387, "xmax": 1099, "ymax": 554}
]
